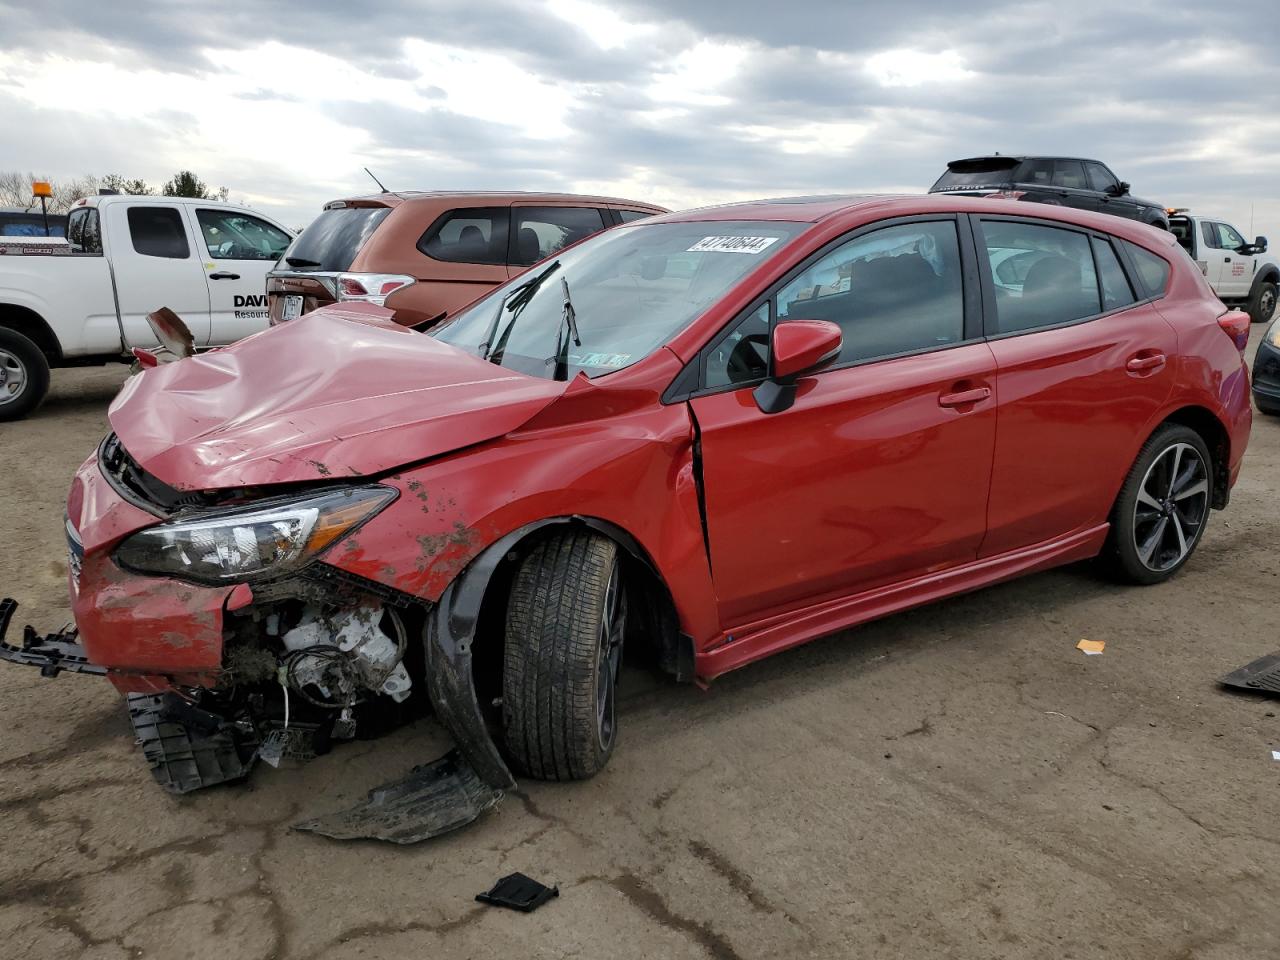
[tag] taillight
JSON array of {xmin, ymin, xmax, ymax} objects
[
  {"xmin": 984, "ymin": 190, "xmax": 1027, "ymax": 200},
  {"xmin": 1217, "ymin": 310, "xmax": 1251, "ymax": 352},
  {"xmin": 336, "ymin": 273, "xmax": 415, "ymax": 306}
]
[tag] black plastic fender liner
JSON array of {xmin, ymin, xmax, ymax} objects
[{"xmin": 423, "ymin": 515, "xmax": 671, "ymax": 791}]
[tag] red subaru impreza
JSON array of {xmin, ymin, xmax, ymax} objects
[{"xmin": 1, "ymin": 195, "xmax": 1252, "ymax": 838}]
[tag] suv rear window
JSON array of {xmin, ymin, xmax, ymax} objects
[
  {"xmin": 279, "ymin": 206, "xmax": 391, "ymax": 272},
  {"xmin": 931, "ymin": 158, "xmax": 1018, "ymax": 191},
  {"xmin": 418, "ymin": 208, "xmax": 509, "ymax": 265}
]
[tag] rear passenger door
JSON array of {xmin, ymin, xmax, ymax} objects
[
  {"xmin": 1051, "ymin": 160, "xmax": 1100, "ymax": 214},
  {"xmin": 975, "ymin": 217, "xmax": 1178, "ymax": 557},
  {"xmin": 509, "ymin": 205, "xmax": 608, "ymax": 271},
  {"xmin": 108, "ymin": 203, "xmax": 212, "ymax": 348}
]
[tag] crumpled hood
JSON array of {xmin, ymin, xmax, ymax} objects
[{"xmin": 109, "ymin": 305, "xmax": 567, "ymax": 490}]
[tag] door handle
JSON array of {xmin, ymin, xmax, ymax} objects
[
  {"xmin": 1126, "ymin": 352, "xmax": 1166, "ymax": 372},
  {"xmin": 938, "ymin": 386, "xmax": 991, "ymax": 408},
  {"xmin": 209, "ymin": 271, "xmax": 241, "ymax": 280},
  {"xmin": 1223, "ymin": 257, "xmax": 1231, "ymax": 263}
]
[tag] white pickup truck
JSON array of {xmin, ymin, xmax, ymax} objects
[
  {"xmin": 0, "ymin": 193, "xmax": 293, "ymax": 420},
  {"xmin": 1168, "ymin": 211, "xmax": 1278, "ymax": 325}
]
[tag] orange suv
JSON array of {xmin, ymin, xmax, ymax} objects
[{"xmin": 267, "ymin": 191, "xmax": 666, "ymax": 328}]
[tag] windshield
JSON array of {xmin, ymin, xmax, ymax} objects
[
  {"xmin": 432, "ymin": 220, "xmax": 807, "ymax": 380},
  {"xmin": 277, "ymin": 206, "xmax": 391, "ymax": 271}
]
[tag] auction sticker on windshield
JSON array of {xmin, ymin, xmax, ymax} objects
[{"xmin": 688, "ymin": 236, "xmax": 780, "ymax": 254}]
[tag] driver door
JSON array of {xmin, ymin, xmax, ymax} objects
[
  {"xmin": 187, "ymin": 207, "xmax": 293, "ymax": 345},
  {"xmin": 688, "ymin": 218, "xmax": 998, "ymax": 630}
]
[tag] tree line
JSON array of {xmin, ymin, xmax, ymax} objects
[{"xmin": 0, "ymin": 170, "xmax": 229, "ymax": 214}]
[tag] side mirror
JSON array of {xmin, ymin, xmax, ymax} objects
[
  {"xmin": 753, "ymin": 319, "xmax": 842, "ymax": 414},
  {"xmin": 1117, "ymin": 180, "xmax": 1131, "ymax": 195},
  {"xmin": 1255, "ymin": 236, "xmax": 1268, "ymax": 254}
]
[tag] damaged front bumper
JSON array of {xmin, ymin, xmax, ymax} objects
[{"xmin": 0, "ymin": 598, "xmax": 106, "ymax": 678}]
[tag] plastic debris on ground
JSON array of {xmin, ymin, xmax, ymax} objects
[
  {"xmin": 1220, "ymin": 652, "xmax": 1280, "ymax": 697},
  {"xmin": 1077, "ymin": 639, "xmax": 1105, "ymax": 656},
  {"xmin": 476, "ymin": 872, "xmax": 560, "ymax": 913}
]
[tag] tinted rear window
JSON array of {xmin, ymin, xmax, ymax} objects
[
  {"xmin": 1123, "ymin": 241, "xmax": 1171, "ymax": 298},
  {"xmin": 931, "ymin": 158, "xmax": 1018, "ymax": 191},
  {"xmin": 279, "ymin": 206, "xmax": 391, "ymax": 272}
]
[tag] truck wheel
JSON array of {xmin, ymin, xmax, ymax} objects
[
  {"xmin": 1248, "ymin": 281, "xmax": 1277, "ymax": 324},
  {"xmin": 0, "ymin": 328, "xmax": 50, "ymax": 421},
  {"xmin": 502, "ymin": 530, "xmax": 626, "ymax": 781}
]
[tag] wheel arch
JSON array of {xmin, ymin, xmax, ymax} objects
[
  {"xmin": 421, "ymin": 514, "xmax": 693, "ymax": 791},
  {"xmin": 0, "ymin": 302, "xmax": 61, "ymax": 362},
  {"xmin": 1250, "ymin": 265, "xmax": 1279, "ymax": 291},
  {"xmin": 1153, "ymin": 405, "xmax": 1231, "ymax": 509}
]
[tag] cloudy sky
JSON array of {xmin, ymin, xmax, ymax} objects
[{"xmin": 1, "ymin": 0, "xmax": 1277, "ymax": 237}]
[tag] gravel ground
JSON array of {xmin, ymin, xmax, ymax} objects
[{"xmin": 2, "ymin": 329, "xmax": 1279, "ymax": 960}]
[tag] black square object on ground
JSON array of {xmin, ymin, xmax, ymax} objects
[
  {"xmin": 1221, "ymin": 653, "xmax": 1280, "ymax": 697},
  {"xmin": 476, "ymin": 872, "xmax": 559, "ymax": 912}
]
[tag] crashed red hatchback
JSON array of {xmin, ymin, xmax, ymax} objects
[{"xmin": 1, "ymin": 195, "xmax": 1252, "ymax": 841}]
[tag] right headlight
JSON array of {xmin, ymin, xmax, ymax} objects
[{"xmin": 115, "ymin": 486, "xmax": 396, "ymax": 585}]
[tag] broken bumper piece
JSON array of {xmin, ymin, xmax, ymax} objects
[
  {"xmin": 0, "ymin": 598, "xmax": 106, "ymax": 678},
  {"xmin": 293, "ymin": 749, "xmax": 503, "ymax": 843}
]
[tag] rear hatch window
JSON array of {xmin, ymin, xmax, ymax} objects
[
  {"xmin": 1168, "ymin": 217, "xmax": 1194, "ymax": 252},
  {"xmin": 277, "ymin": 206, "xmax": 391, "ymax": 272},
  {"xmin": 930, "ymin": 158, "xmax": 1019, "ymax": 192}
]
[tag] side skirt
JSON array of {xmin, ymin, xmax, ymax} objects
[{"xmin": 697, "ymin": 523, "xmax": 1109, "ymax": 680}]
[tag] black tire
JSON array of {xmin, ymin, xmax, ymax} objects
[
  {"xmin": 0, "ymin": 327, "xmax": 51, "ymax": 422},
  {"xmin": 1248, "ymin": 281, "xmax": 1277, "ymax": 325},
  {"xmin": 1105, "ymin": 424, "xmax": 1213, "ymax": 585},
  {"xmin": 502, "ymin": 530, "xmax": 626, "ymax": 781}
]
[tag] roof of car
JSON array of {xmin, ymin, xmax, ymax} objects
[
  {"xmin": 948, "ymin": 155, "xmax": 1104, "ymax": 165},
  {"xmin": 652, "ymin": 194, "xmax": 915, "ymax": 224},
  {"xmin": 332, "ymin": 190, "xmax": 668, "ymax": 210}
]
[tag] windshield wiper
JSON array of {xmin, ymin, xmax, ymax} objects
[
  {"xmin": 284, "ymin": 256, "xmax": 322, "ymax": 268},
  {"xmin": 482, "ymin": 259, "xmax": 561, "ymax": 363},
  {"xmin": 552, "ymin": 275, "xmax": 582, "ymax": 382}
]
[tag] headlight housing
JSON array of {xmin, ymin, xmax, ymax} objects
[
  {"xmin": 1267, "ymin": 321, "xmax": 1280, "ymax": 347},
  {"xmin": 115, "ymin": 486, "xmax": 396, "ymax": 585}
]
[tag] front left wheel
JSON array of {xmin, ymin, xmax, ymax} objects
[
  {"xmin": 1248, "ymin": 281, "xmax": 1277, "ymax": 325},
  {"xmin": 502, "ymin": 530, "xmax": 626, "ymax": 781},
  {"xmin": 1105, "ymin": 424, "xmax": 1213, "ymax": 585}
]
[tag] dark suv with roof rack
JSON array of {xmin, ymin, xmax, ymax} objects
[{"xmin": 929, "ymin": 156, "xmax": 1169, "ymax": 231}]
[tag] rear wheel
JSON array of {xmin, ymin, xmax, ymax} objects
[
  {"xmin": 1248, "ymin": 281, "xmax": 1277, "ymax": 325},
  {"xmin": 0, "ymin": 328, "xmax": 50, "ymax": 422},
  {"xmin": 502, "ymin": 530, "xmax": 626, "ymax": 780},
  {"xmin": 1105, "ymin": 424, "xmax": 1212, "ymax": 585}
]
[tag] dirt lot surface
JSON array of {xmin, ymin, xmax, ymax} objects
[{"xmin": 3, "ymin": 331, "xmax": 1279, "ymax": 960}]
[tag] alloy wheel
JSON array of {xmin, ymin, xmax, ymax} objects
[
  {"xmin": 596, "ymin": 560, "xmax": 626, "ymax": 752},
  {"xmin": 1133, "ymin": 442, "xmax": 1209, "ymax": 572},
  {"xmin": 0, "ymin": 348, "xmax": 27, "ymax": 406}
]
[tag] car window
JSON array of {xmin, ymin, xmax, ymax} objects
[
  {"xmin": 1016, "ymin": 159, "xmax": 1055, "ymax": 186},
  {"xmin": 511, "ymin": 207, "xmax": 607, "ymax": 267},
  {"xmin": 283, "ymin": 206, "xmax": 391, "ymax": 272},
  {"xmin": 196, "ymin": 209, "xmax": 290, "ymax": 261},
  {"xmin": 433, "ymin": 220, "xmax": 806, "ymax": 381},
  {"xmin": 127, "ymin": 206, "xmax": 190, "ymax": 259},
  {"xmin": 68, "ymin": 208, "xmax": 101, "ymax": 253},
  {"xmin": 1052, "ymin": 160, "xmax": 1088, "ymax": 190},
  {"xmin": 618, "ymin": 209, "xmax": 655, "ymax": 223},
  {"xmin": 1093, "ymin": 237, "xmax": 1135, "ymax": 311},
  {"xmin": 1201, "ymin": 222, "xmax": 1219, "ymax": 249},
  {"xmin": 1216, "ymin": 222, "xmax": 1245, "ymax": 250},
  {"xmin": 1168, "ymin": 217, "xmax": 1194, "ymax": 252},
  {"xmin": 705, "ymin": 303, "xmax": 770, "ymax": 388},
  {"xmin": 980, "ymin": 220, "xmax": 1101, "ymax": 333},
  {"xmin": 1122, "ymin": 242, "xmax": 1171, "ymax": 298},
  {"xmin": 775, "ymin": 221, "xmax": 965, "ymax": 364},
  {"xmin": 1085, "ymin": 162, "xmax": 1119, "ymax": 193},
  {"xmin": 419, "ymin": 207, "xmax": 509, "ymax": 265}
]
